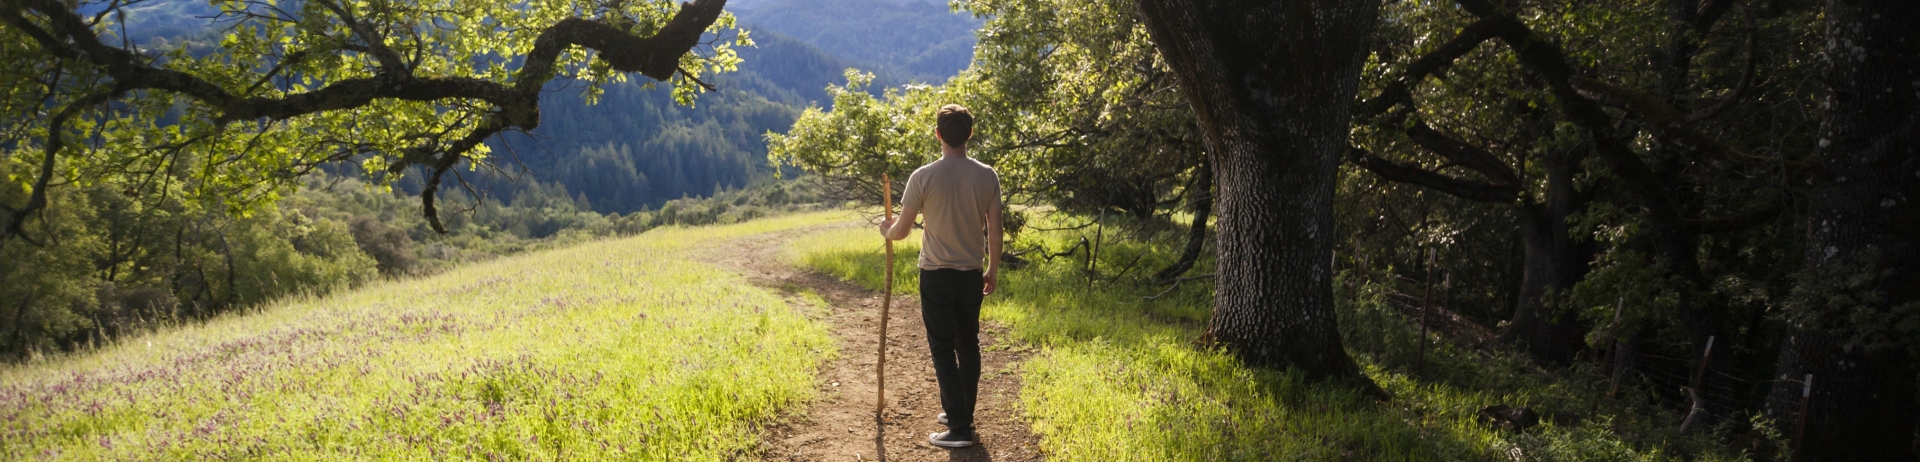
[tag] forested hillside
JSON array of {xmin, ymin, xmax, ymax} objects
[
  {"xmin": 476, "ymin": 0, "xmax": 982, "ymax": 213},
  {"xmin": 731, "ymin": 0, "xmax": 982, "ymax": 83},
  {"xmin": 0, "ymin": 0, "xmax": 974, "ymax": 356},
  {"xmin": 102, "ymin": 0, "xmax": 980, "ymax": 214},
  {"xmin": 16, "ymin": 0, "xmax": 1916, "ymax": 459},
  {"xmin": 468, "ymin": 31, "xmax": 846, "ymax": 213}
]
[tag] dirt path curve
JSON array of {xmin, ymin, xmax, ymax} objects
[{"xmin": 696, "ymin": 221, "xmax": 1044, "ymax": 462}]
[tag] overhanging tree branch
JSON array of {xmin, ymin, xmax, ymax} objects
[
  {"xmin": 1402, "ymin": 119, "xmax": 1521, "ymax": 186},
  {"xmin": 311, "ymin": 0, "xmax": 408, "ymax": 74},
  {"xmin": 1686, "ymin": 24, "xmax": 1756, "ymax": 123},
  {"xmin": 1352, "ymin": 16, "xmax": 1524, "ymax": 204},
  {"xmin": 1692, "ymin": 0, "xmax": 1739, "ymax": 33},
  {"xmin": 4, "ymin": 0, "xmax": 732, "ymax": 234},
  {"xmin": 1687, "ymin": 194, "xmax": 1788, "ymax": 234},
  {"xmin": 1569, "ymin": 76, "xmax": 1808, "ymax": 170},
  {"xmin": 1347, "ymin": 146, "xmax": 1520, "ymax": 203},
  {"xmin": 2, "ymin": 90, "xmax": 122, "ymax": 248},
  {"xmin": 1455, "ymin": 0, "xmax": 1691, "ymax": 251},
  {"xmin": 1359, "ymin": 18, "xmax": 1502, "ymax": 118}
]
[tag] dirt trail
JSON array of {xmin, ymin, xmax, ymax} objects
[{"xmin": 697, "ymin": 222, "xmax": 1044, "ymax": 462}]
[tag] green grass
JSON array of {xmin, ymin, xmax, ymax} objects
[
  {"xmin": 3, "ymin": 209, "xmax": 1765, "ymax": 461},
  {"xmin": 789, "ymin": 218, "xmax": 923, "ymax": 296},
  {"xmin": 793, "ymin": 213, "xmax": 1759, "ymax": 462},
  {"xmin": 0, "ymin": 211, "xmax": 852, "ymax": 461}
]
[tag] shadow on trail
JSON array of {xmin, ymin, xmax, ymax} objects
[
  {"xmin": 871, "ymin": 414, "xmax": 996, "ymax": 462},
  {"xmin": 946, "ymin": 444, "xmax": 992, "ymax": 461},
  {"xmin": 873, "ymin": 416, "xmax": 887, "ymax": 461}
]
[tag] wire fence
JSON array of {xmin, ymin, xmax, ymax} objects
[
  {"xmin": 1604, "ymin": 340, "xmax": 1787, "ymax": 419},
  {"xmin": 1368, "ymin": 274, "xmax": 1821, "ymax": 451}
]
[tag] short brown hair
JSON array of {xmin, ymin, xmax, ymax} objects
[{"xmin": 936, "ymin": 104, "xmax": 973, "ymax": 148}]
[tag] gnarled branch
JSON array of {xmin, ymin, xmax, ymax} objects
[
  {"xmin": 1692, "ymin": 0, "xmax": 1739, "ymax": 33},
  {"xmin": 1687, "ymin": 24, "xmax": 1756, "ymax": 123},
  {"xmin": 1456, "ymin": 0, "xmax": 1689, "ymax": 240},
  {"xmin": 1359, "ymin": 18, "xmax": 1502, "ymax": 118},
  {"xmin": 1347, "ymin": 147, "xmax": 1520, "ymax": 203},
  {"xmin": 1402, "ymin": 119, "xmax": 1521, "ymax": 186},
  {"xmin": 1569, "ymin": 76, "xmax": 1808, "ymax": 170},
  {"xmin": 5, "ymin": 0, "xmax": 731, "ymax": 234},
  {"xmin": 1687, "ymin": 195, "xmax": 1789, "ymax": 234},
  {"xmin": 2, "ymin": 90, "xmax": 122, "ymax": 248}
]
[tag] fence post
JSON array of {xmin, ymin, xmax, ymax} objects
[
  {"xmin": 1087, "ymin": 209, "xmax": 1105, "ymax": 287},
  {"xmin": 1792, "ymin": 374, "xmax": 1813, "ymax": 460},
  {"xmin": 1605, "ymin": 297, "xmax": 1625, "ymax": 398},
  {"xmin": 1591, "ymin": 297, "xmax": 1626, "ymax": 413},
  {"xmin": 1689, "ymin": 335, "xmax": 1716, "ymax": 393},
  {"xmin": 1417, "ymin": 248, "xmax": 1433, "ymax": 375}
]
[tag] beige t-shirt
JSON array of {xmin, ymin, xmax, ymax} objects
[{"xmin": 901, "ymin": 156, "xmax": 1001, "ymax": 270}]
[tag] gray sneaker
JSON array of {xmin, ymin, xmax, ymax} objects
[{"xmin": 928, "ymin": 430, "xmax": 975, "ymax": 448}]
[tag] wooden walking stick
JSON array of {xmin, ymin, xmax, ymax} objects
[{"xmin": 876, "ymin": 174, "xmax": 895, "ymax": 421}]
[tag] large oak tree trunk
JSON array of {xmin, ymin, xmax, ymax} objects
[
  {"xmin": 1499, "ymin": 154, "xmax": 1592, "ymax": 365},
  {"xmin": 1766, "ymin": 1, "xmax": 1920, "ymax": 460},
  {"xmin": 1136, "ymin": 0, "xmax": 1380, "ymax": 384}
]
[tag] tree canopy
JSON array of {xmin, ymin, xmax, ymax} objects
[
  {"xmin": 5, "ymin": 0, "xmax": 1916, "ymax": 457},
  {"xmin": 2, "ymin": 0, "xmax": 744, "ymax": 237},
  {"xmin": 773, "ymin": 0, "xmax": 1917, "ymax": 456}
]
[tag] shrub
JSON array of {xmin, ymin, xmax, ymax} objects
[{"xmin": 349, "ymin": 215, "xmax": 419, "ymax": 276}]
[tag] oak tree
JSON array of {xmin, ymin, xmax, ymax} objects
[
  {"xmin": 1136, "ymin": 0, "xmax": 1380, "ymax": 385},
  {"xmin": 1764, "ymin": 0, "xmax": 1919, "ymax": 459},
  {"xmin": 1, "ymin": 0, "xmax": 745, "ymax": 243}
]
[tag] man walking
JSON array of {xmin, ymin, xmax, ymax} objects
[{"xmin": 878, "ymin": 104, "xmax": 1002, "ymax": 449}]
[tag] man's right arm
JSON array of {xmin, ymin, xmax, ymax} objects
[
  {"xmin": 881, "ymin": 204, "xmax": 919, "ymax": 241},
  {"xmin": 880, "ymin": 172, "xmax": 922, "ymax": 241}
]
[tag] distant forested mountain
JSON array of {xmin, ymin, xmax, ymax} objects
[
  {"xmin": 101, "ymin": 0, "xmax": 982, "ymax": 213},
  {"xmin": 733, "ymin": 0, "xmax": 982, "ymax": 83},
  {"xmin": 466, "ymin": 30, "xmax": 859, "ymax": 213},
  {"xmin": 439, "ymin": 0, "xmax": 984, "ymax": 213}
]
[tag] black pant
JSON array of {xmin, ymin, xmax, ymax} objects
[{"xmin": 920, "ymin": 268, "xmax": 983, "ymax": 434}]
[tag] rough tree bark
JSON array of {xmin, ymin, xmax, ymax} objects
[
  {"xmin": 1136, "ymin": 0, "xmax": 1380, "ymax": 386},
  {"xmin": 1765, "ymin": 0, "xmax": 1920, "ymax": 460}
]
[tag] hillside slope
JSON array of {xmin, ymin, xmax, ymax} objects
[
  {"xmin": 733, "ymin": 0, "xmax": 983, "ymax": 83},
  {"xmin": 467, "ymin": 31, "xmax": 865, "ymax": 214},
  {"xmin": 102, "ymin": 0, "xmax": 981, "ymax": 213},
  {"xmin": 0, "ymin": 212, "xmax": 852, "ymax": 460}
]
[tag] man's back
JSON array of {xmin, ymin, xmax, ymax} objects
[
  {"xmin": 878, "ymin": 103, "xmax": 997, "ymax": 449},
  {"xmin": 902, "ymin": 156, "xmax": 1000, "ymax": 270}
]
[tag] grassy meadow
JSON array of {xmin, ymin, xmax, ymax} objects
[
  {"xmin": 0, "ymin": 212, "xmax": 851, "ymax": 460},
  {"xmin": 1, "ymin": 209, "xmax": 1773, "ymax": 461},
  {"xmin": 794, "ymin": 212, "xmax": 1766, "ymax": 462}
]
